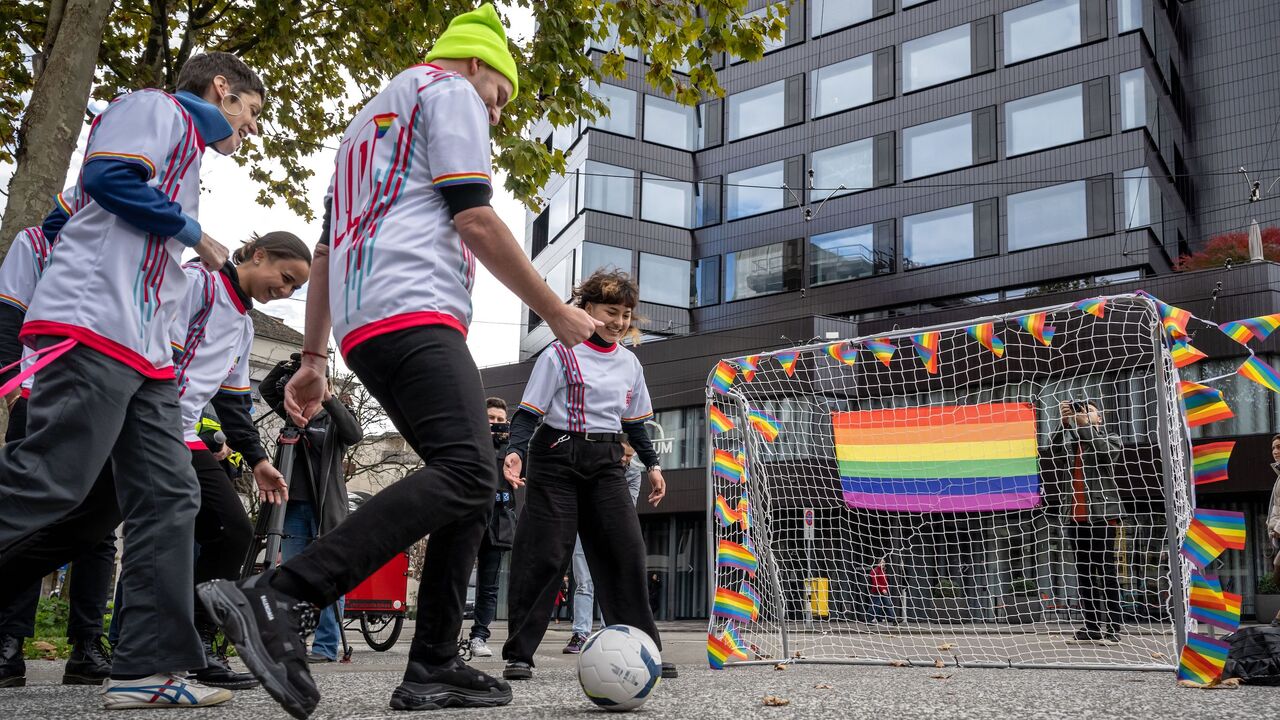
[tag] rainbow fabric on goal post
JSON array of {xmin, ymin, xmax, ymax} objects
[{"xmin": 1191, "ymin": 441, "xmax": 1233, "ymax": 486}]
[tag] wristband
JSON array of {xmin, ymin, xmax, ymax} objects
[{"xmin": 301, "ymin": 350, "xmax": 327, "ymax": 361}]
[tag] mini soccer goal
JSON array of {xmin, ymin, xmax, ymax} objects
[{"xmin": 705, "ymin": 294, "xmax": 1192, "ymax": 671}]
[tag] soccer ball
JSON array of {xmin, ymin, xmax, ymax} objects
[{"xmin": 577, "ymin": 625, "xmax": 662, "ymax": 712}]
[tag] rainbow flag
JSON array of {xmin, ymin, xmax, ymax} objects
[
  {"xmin": 717, "ymin": 539, "xmax": 758, "ymax": 576},
  {"xmin": 912, "ymin": 332, "xmax": 940, "ymax": 374},
  {"xmin": 774, "ymin": 351, "xmax": 799, "ymax": 377},
  {"xmin": 709, "ymin": 404, "xmax": 735, "ymax": 435},
  {"xmin": 1146, "ymin": 296, "xmax": 1191, "ymax": 339},
  {"xmin": 967, "ymin": 323, "xmax": 1005, "ymax": 358},
  {"xmin": 372, "ymin": 112, "xmax": 397, "ymax": 138},
  {"xmin": 1018, "ymin": 313, "xmax": 1055, "ymax": 346},
  {"xmin": 724, "ymin": 624, "xmax": 749, "ymax": 660},
  {"xmin": 1196, "ymin": 508, "xmax": 1246, "ymax": 551},
  {"xmin": 713, "ymin": 587, "xmax": 756, "ymax": 623},
  {"xmin": 1189, "ymin": 572, "xmax": 1226, "ymax": 612},
  {"xmin": 1170, "ymin": 340, "xmax": 1207, "ymax": 369},
  {"xmin": 714, "ymin": 495, "xmax": 741, "ymax": 528},
  {"xmin": 747, "ymin": 409, "xmax": 780, "ymax": 442},
  {"xmin": 739, "ymin": 580, "xmax": 761, "ymax": 621},
  {"xmin": 1191, "ymin": 441, "xmax": 1233, "ymax": 486},
  {"xmin": 1177, "ymin": 633, "xmax": 1230, "ymax": 684},
  {"xmin": 1074, "ymin": 298, "xmax": 1106, "ymax": 318},
  {"xmin": 1237, "ymin": 355, "xmax": 1280, "ymax": 393},
  {"xmin": 1190, "ymin": 591, "xmax": 1242, "ymax": 633},
  {"xmin": 832, "ymin": 403, "xmax": 1040, "ymax": 513},
  {"xmin": 826, "ymin": 341, "xmax": 857, "ymax": 366},
  {"xmin": 1219, "ymin": 312, "xmax": 1280, "ymax": 344},
  {"xmin": 737, "ymin": 491, "xmax": 751, "ymax": 532},
  {"xmin": 737, "ymin": 355, "xmax": 761, "ymax": 383},
  {"xmin": 712, "ymin": 448, "xmax": 745, "ymax": 483},
  {"xmin": 711, "ymin": 361, "xmax": 737, "ymax": 394},
  {"xmin": 707, "ymin": 632, "xmax": 734, "ymax": 669},
  {"xmin": 1181, "ymin": 517, "xmax": 1228, "ymax": 571},
  {"xmin": 867, "ymin": 338, "xmax": 896, "ymax": 367},
  {"xmin": 1179, "ymin": 381, "xmax": 1233, "ymax": 428}
]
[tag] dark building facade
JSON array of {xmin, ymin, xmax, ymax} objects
[{"xmin": 481, "ymin": 0, "xmax": 1280, "ymax": 619}]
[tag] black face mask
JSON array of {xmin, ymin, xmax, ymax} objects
[{"xmin": 491, "ymin": 422, "xmax": 509, "ymax": 447}]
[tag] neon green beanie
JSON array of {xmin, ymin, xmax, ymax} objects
[{"xmin": 425, "ymin": 3, "xmax": 519, "ymax": 100}]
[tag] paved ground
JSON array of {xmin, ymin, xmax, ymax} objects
[{"xmin": 1, "ymin": 621, "xmax": 1270, "ymax": 719}]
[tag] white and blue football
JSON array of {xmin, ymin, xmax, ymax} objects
[{"xmin": 577, "ymin": 624, "xmax": 662, "ymax": 712}]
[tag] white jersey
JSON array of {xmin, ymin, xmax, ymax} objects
[
  {"xmin": 171, "ymin": 263, "xmax": 254, "ymax": 449},
  {"xmin": 23, "ymin": 90, "xmax": 205, "ymax": 378},
  {"xmin": 325, "ymin": 64, "xmax": 492, "ymax": 357},
  {"xmin": 517, "ymin": 339, "xmax": 654, "ymax": 433},
  {"xmin": 0, "ymin": 228, "xmax": 56, "ymax": 394}
]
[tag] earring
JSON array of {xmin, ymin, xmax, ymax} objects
[
  {"xmin": 255, "ymin": 259, "xmax": 260, "ymax": 265},
  {"xmin": 221, "ymin": 93, "xmax": 244, "ymax": 117}
]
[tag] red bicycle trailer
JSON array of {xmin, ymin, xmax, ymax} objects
[{"xmin": 342, "ymin": 551, "xmax": 410, "ymax": 656}]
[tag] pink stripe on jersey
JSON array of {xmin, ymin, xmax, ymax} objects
[
  {"xmin": 20, "ymin": 320, "xmax": 173, "ymax": 380},
  {"xmin": 339, "ymin": 310, "xmax": 468, "ymax": 359}
]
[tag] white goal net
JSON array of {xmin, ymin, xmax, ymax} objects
[{"xmin": 706, "ymin": 294, "xmax": 1192, "ymax": 670}]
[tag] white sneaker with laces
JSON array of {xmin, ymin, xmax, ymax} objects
[
  {"xmin": 102, "ymin": 673, "xmax": 233, "ymax": 709},
  {"xmin": 469, "ymin": 637, "xmax": 493, "ymax": 658}
]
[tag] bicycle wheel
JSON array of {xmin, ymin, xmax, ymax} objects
[{"xmin": 360, "ymin": 613, "xmax": 404, "ymax": 652}]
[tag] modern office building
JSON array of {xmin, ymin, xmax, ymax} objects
[{"xmin": 481, "ymin": 0, "xmax": 1280, "ymax": 620}]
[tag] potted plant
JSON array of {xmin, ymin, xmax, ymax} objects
[
  {"xmin": 1003, "ymin": 577, "xmax": 1043, "ymax": 624},
  {"xmin": 1255, "ymin": 574, "xmax": 1280, "ymax": 623}
]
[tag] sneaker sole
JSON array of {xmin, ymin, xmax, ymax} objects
[
  {"xmin": 562, "ymin": 648, "xmax": 581, "ymax": 655},
  {"xmin": 189, "ymin": 673, "xmax": 262, "ymax": 691},
  {"xmin": 502, "ymin": 669, "xmax": 532, "ymax": 681},
  {"xmin": 103, "ymin": 687, "xmax": 233, "ymax": 710},
  {"xmin": 63, "ymin": 672, "xmax": 109, "ymax": 685},
  {"xmin": 197, "ymin": 581, "xmax": 318, "ymax": 719},
  {"xmin": 471, "ymin": 651, "xmax": 493, "ymax": 658},
  {"xmin": 0, "ymin": 676, "xmax": 26, "ymax": 688},
  {"xmin": 389, "ymin": 683, "xmax": 512, "ymax": 710}
]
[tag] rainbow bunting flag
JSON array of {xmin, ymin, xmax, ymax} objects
[
  {"xmin": 739, "ymin": 581, "xmax": 761, "ymax": 621},
  {"xmin": 747, "ymin": 409, "xmax": 780, "ymax": 442},
  {"xmin": 1196, "ymin": 508, "xmax": 1246, "ymax": 551},
  {"xmin": 1191, "ymin": 441, "xmax": 1233, "ymax": 486},
  {"xmin": 1143, "ymin": 295, "xmax": 1192, "ymax": 339},
  {"xmin": 707, "ymin": 631, "xmax": 734, "ymax": 669},
  {"xmin": 1219, "ymin": 312, "xmax": 1280, "ymax": 344},
  {"xmin": 912, "ymin": 332, "xmax": 940, "ymax": 374},
  {"xmin": 1181, "ymin": 517, "xmax": 1229, "ymax": 571},
  {"xmin": 737, "ymin": 355, "xmax": 761, "ymax": 383},
  {"xmin": 1018, "ymin": 313, "xmax": 1055, "ymax": 346},
  {"xmin": 712, "ymin": 448, "xmax": 745, "ymax": 483},
  {"xmin": 967, "ymin": 323, "xmax": 1005, "ymax": 358},
  {"xmin": 1190, "ymin": 591, "xmax": 1242, "ymax": 633},
  {"xmin": 1189, "ymin": 572, "xmax": 1226, "ymax": 612},
  {"xmin": 714, "ymin": 587, "xmax": 756, "ymax": 623},
  {"xmin": 774, "ymin": 351, "xmax": 799, "ymax": 377},
  {"xmin": 1237, "ymin": 355, "xmax": 1280, "ymax": 393},
  {"xmin": 737, "ymin": 493, "xmax": 751, "ymax": 532},
  {"xmin": 826, "ymin": 341, "xmax": 857, "ymax": 366},
  {"xmin": 1179, "ymin": 380, "xmax": 1234, "ymax": 428},
  {"xmin": 867, "ymin": 338, "xmax": 896, "ymax": 367},
  {"xmin": 724, "ymin": 624, "xmax": 750, "ymax": 660},
  {"xmin": 711, "ymin": 361, "xmax": 737, "ymax": 394},
  {"xmin": 714, "ymin": 495, "xmax": 741, "ymax": 528},
  {"xmin": 832, "ymin": 403, "xmax": 1040, "ymax": 512},
  {"xmin": 1177, "ymin": 633, "xmax": 1230, "ymax": 684},
  {"xmin": 717, "ymin": 539, "xmax": 758, "ymax": 576},
  {"xmin": 708, "ymin": 404, "xmax": 735, "ymax": 435},
  {"xmin": 1074, "ymin": 298, "xmax": 1106, "ymax": 318},
  {"xmin": 1170, "ymin": 340, "xmax": 1208, "ymax": 369}
]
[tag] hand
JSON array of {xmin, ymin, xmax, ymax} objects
[
  {"xmin": 253, "ymin": 460, "xmax": 288, "ymax": 505},
  {"xmin": 194, "ymin": 233, "xmax": 229, "ymax": 270},
  {"xmin": 284, "ymin": 362, "xmax": 327, "ymax": 426},
  {"xmin": 212, "ymin": 443, "xmax": 232, "ymax": 462},
  {"xmin": 1059, "ymin": 401, "xmax": 1075, "ymax": 426},
  {"xmin": 503, "ymin": 452, "xmax": 525, "ymax": 489},
  {"xmin": 647, "ymin": 468, "xmax": 666, "ymax": 507},
  {"xmin": 547, "ymin": 305, "xmax": 603, "ymax": 348}
]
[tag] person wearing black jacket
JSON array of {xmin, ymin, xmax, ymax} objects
[{"xmin": 466, "ymin": 397, "xmax": 517, "ymax": 658}]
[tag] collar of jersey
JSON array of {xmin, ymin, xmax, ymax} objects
[
  {"xmin": 174, "ymin": 91, "xmax": 234, "ymax": 148},
  {"xmin": 218, "ymin": 262, "xmax": 252, "ymax": 315},
  {"xmin": 583, "ymin": 333, "xmax": 617, "ymax": 353}
]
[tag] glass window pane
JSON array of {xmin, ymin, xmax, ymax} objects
[
  {"xmin": 588, "ymin": 22, "xmax": 639, "ymax": 59},
  {"xmin": 1124, "ymin": 168, "xmax": 1152, "ymax": 228},
  {"xmin": 810, "ymin": 224, "xmax": 877, "ymax": 285},
  {"xmin": 551, "ymin": 122, "xmax": 580, "ymax": 152},
  {"xmin": 903, "ymin": 113, "xmax": 973, "ymax": 180},
  {"xmin": 644, "ymin": 95, "xmax": 698, "ymax": 150},
  {"xmin": 1003, "ymin": 0, "xmax": 1082, "ymax": 65},
  {"xmin": 695, "ymin": 256, "xmax": 721, "ymax": 306},
  {"xmin": 1118, "ymin": 0, "xmax": 1142, "ymax": 33},
  {"xmin": 577, "ymin": 242, "xmax": 631, "ymax": 281},
  {"xmin": 1005, "ymin": 84, "xmax": 1084, "ymax": 156},
  {"xmin": 640, "ymin": 174, "xmax": 694, "ymax": 228},
  {"xmin": 810, "ymin": 0, "xmax": 873, "ymax": 37},
  {"xmin": 724, "ymin": 240, "xmax": 801, "ymax": 301},
  {"xmin": 1120, "ymin": 69, "xmax": 1147, "ymax": 130},
  {"xmin": 640, "ymin": 253, "xmax": 692, "ymax": 308},
  {"xmin": 547, "ymin": 174, "xmax": 578, "ymax": 239},
  {"xmin": 726, "ymin": 161, "xmax": 786, "ymax": 220},
  {"xmin": 546, "ymin": 252, "xmax": 574, "ymax": 301},
  {"xmin": 1007, "ymin": 181, "xmax": 1088, "ymax": 251},
  {"xmin": 728, "ymin": 80, "xmax": 786, "ymax": 141},
  {"xmin": 904, "ymin": 204, "xmax": 974, "ymax": 268},
  {"xmin": 582, "ymin": 161, "xmax": 633, "ymax": 217},
  {"xmin": 811, "ymin": 53, "xmax": 874, "ymax": 118},
  {"xmin": 903, "ymin": 0, "xmax": 934, "ymax": 6},
  {"xmin": 810, "ymin": 138, "xmax": 873, "ymax": 201},
  {"xmin": 588, "ymin": 83, "xmax": 636, "ymax": 137},
  {"xmin": 903, "ymin": 24, "xmax": 972, "ymax": 93}
]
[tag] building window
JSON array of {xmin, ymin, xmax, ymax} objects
[
  {"xmin": 1124, "ymin": 168, "xmax": 1152, "ymax": 229},
  {"xmin": 587, "ymin": 82, "xmax": 636, "ymax": 137},
  {"xmin": 577, "ymin": 242, "xmax": 631, "ymax": 280},
  {"xmin": 694, "ymin": 256, "xmax": 721, "ymax": 306},
  {"xmin": 728, "ymin": 80, "xmax": 786, "ymax": 141},
  {"xmin": 1003, "ymin": 0, "xmax": 1081, "ymax": 65},
  {"xmin": 903, "ymin": 0, "xmax": 935, "ymax": 6},
  {"xmin": 547, "ymin": 174, "xmax": 579, "ymax": 240},
  {"xmin": 644, "ymin": 95, "xmax": 699, "ymax": 150},
  {"xmin": 546, "ymin": 252, "xmax": 575, "ymax": 301},
  {"xmin": 903, "ymin": 112, "xmax": 972, "ymax": 180},
  {"xmin": 1118, "ymin": 0, "xmax": 1142, "ymax": 33},
  {"xmin": 726, "ymin": 161, "xmax": 786, "ymax": 221},
  {"xmin": 812, "ymin": 52, "xmax": 874, "ymax": 118},
  {"xmin": 551, "ymin": 122, "xmax": 581, "ymax": 152},
  {"xmin": 903, "ymin": 24, "xmax": 972, "ymax": 93},
  {"xmin": 1005, "ymin": 84, "xmax": 1084, "ymax": 156},
  {"xmin": 810, "ymin": 224, "xmax": 879, "ymax": 286},
  {"xmin": 588, "ymin": 22, "xmax": 639, "ymax": 59},
  {"xmin": 1120, "ymin": 69, "xmax": 1148, "ymax": 131},
  {"xmin": 810, "ymin": 0, "xmax": 873, "ymax": 37},
  {"xmin": 640, "ymin": 253, "xmax": 692, "ymax": 308},
  {"xmin": 904, "ymin": 203, "xmax": 974, "ymax": 268},
  {"xmin": 1184, "ymin": 359, "xmax": 1277, "ymax": 439},
  {"xmin": 810, "ymin": 138, "xmax": 873, "ymax": 202},
  {"xmin": 724, "ymin": 239, "xmax": 803, "ymax": 301},
  {"xmin": 640, "ymin": 174, "xmax": 694, "ymax": 228},
  {"xmin": 1007, "ymin": 181, "xmax": 1088, "ymax": 251},
  {"xmin": 581, "ymin": 161, "xmax": 633, "ymax": 217},
  {"xmin": 650, "ymin": 407, "xmax": 706, "ymax": 469}
]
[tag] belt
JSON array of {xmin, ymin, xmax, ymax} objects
[{"xmin": 540, "ymin": 427, "xmax": 626, "ymax": 443}]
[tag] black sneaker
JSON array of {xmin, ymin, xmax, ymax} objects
[
  {"xmin": 389, "ymin": 656, "xmax": 512, "ymax": 710},
  {"xmin": 0, "ymin": 634, "xmax": 25, "ymax": 688},
  {"xmin": 62, "ymin": 635, "xmax": 111, "ymax": 685},
  {"xmin": 502, "ymin": 661, "xmax": 533, "ymax": 681},
  {"xmin": 661, "ymin": 662, "xmax": 678, "ymax": 679},
  {"xmin": 1098, "ymin": 628, "xmax": 1121, "ymax": 646},
  {"xmin": 198, "ymin": 573, "xmax": 320, "ymax": 719},
  {"xmin": 191, "ymin": 622, "xmax": 260, "ymax": 690},
  {"xmin": 563, "ymin": 633, "xmax": 587, "ymax": 655},
  {"xmin": 1067, "ymin": 629, "xmax": 1101, "ymax": 644}
]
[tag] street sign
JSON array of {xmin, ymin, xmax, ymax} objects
[{"xmin": 803, "ymin": 508, "xmax": 814, "ymax": 541}]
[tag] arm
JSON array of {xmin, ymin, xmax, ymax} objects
[
  {"xmin": 321, "ymin": 394, "xmax": 363, "ymax": 446},
  {"xmin": 210, "ymin": 392, "xmax": 268, "ymax": 469},
  {"xmin": 1070, "ymin": 423, "xmax": 1122, "ymax": 461},
  {"xmin": 0, "ymin": 304, "xmax": 24, "ymax": 386},
  {"xmin": 505, "ymin": 408, "xmax": 540, "ymax": 463},
  {"xmin": 622, "ymin": 423, "xmax": 660, "ymax": 469},
  {"xmin": 284, "ymin": 236, "xmax": 331, "ymax": 426}
]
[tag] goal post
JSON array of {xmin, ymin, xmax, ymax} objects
[{"xmin": 705, "ymin": 294, "xmax": 1192, "ymax": 671}]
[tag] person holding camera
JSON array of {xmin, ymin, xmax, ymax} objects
[{"xmin": 466, "ymin": 397, "xmax": 517, "ymax": 658}]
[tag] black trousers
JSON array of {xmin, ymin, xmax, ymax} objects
[
  {"xmin": 274, "ymin": 326, "xmax": 494, "ymax": 666},
  {"xmin": 1069, "ymin": 520, "xmax": 1122, "ymax": 632},
  {"xmin": 502, "ymin": 427, "xmax": 660, "ymax": 665},
  {"xmin": 191, "ymin": 447, "xmax": 253, "ymax": 625},
  {"xmin": 469, "ymin": 538, "xmax": 505, "ymax": 641}
]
